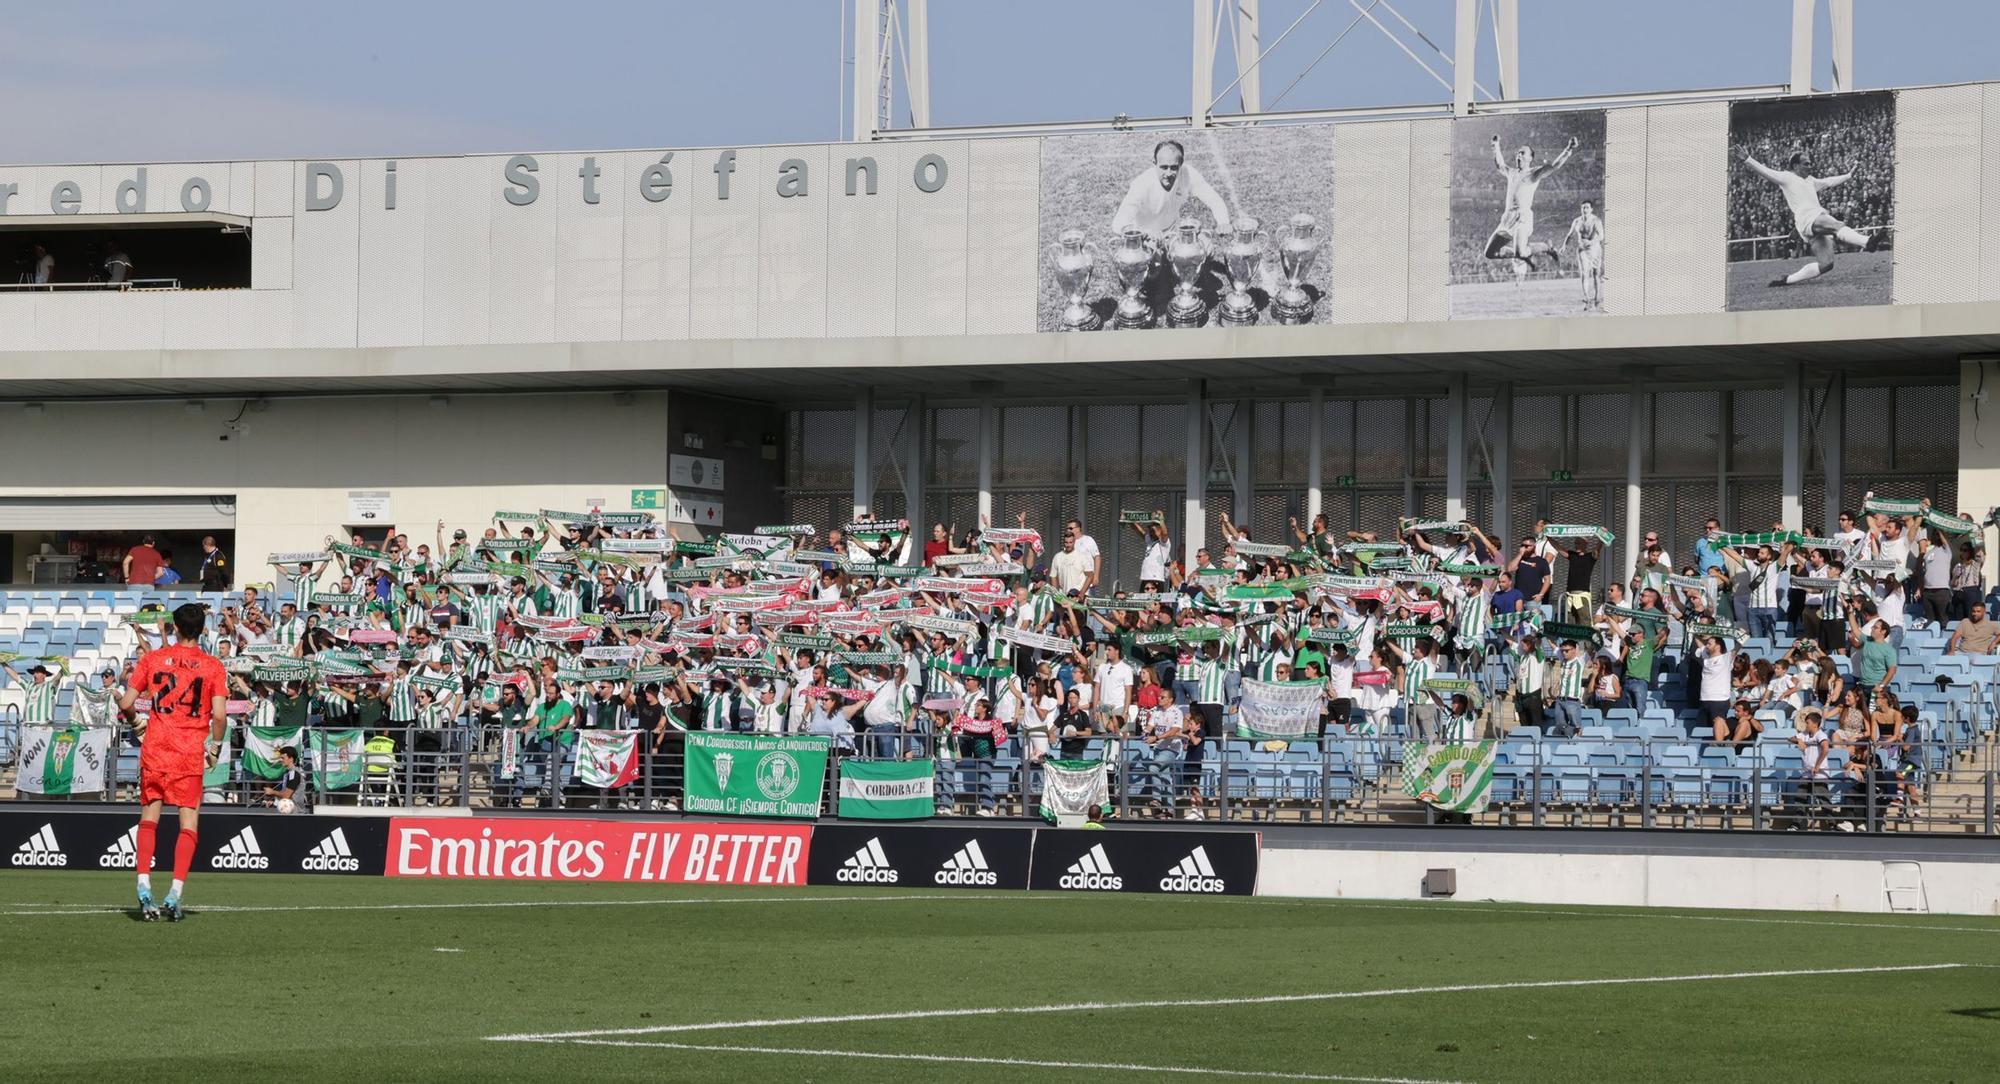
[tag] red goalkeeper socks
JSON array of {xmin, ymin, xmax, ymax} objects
[
  {"xmin": 172, "ymin": 828, "xmax": 198, "ymax": 884},
  {"xmin": 136, "ymin": 820, "xmax": 158, "ymax": 878}
]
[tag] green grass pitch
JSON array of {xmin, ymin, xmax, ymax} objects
[{"xmin": 2, "ymin": 873, "xmax": 1995, "ymax": 1082}]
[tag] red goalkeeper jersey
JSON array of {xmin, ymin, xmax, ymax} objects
[{"xmin": 134, "ymin": 642, "xmax": 227, "ymax": 776}]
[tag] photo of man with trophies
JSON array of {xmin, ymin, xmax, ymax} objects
[{"xmin": 1038, "ymin": 126, "xmax": 1333, "ymax": 331}]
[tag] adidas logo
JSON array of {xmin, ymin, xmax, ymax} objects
[
  {"xmin": 302, "ymin": 828, "xmax": 360, "ymax": 872},
  {"xmin": 210, "ymin": 826, "xmax": 270, "ymax": 870},
  {"xmin": 11, "ymin": 823, "xmax": 67, "ymax": 867},
  {"xmin": 934, "ymin": 840, "xmax": 998, "ymax": 886},
  {"xmin": 1158, "ymin": 846, "xmax": 1227, "ymax": 893},
  {"xmin": 1057, "ymin": 843, "xmax": 1122, "ymax": 890},
  {"xmin": 99, "ymin": 826, "xmax": 139, "ymax": 869},
  {"xmin": 835, "ymin": 837, "xmax": 899, "ymax": 884}
]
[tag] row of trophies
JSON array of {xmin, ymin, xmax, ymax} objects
[{"xmin": 1049, "ymin": 212, "xmax": 1323, "ymax": 331}]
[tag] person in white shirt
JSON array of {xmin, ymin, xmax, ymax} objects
[
  {"xmin": 1791, "ymin": 709, "xmax": 1833, "ymax": 826},
  {"xmin": 1697, "ymin": 636, "xmax": 1736, "ymax": 743},
  {"xmin": 1065, "ymin": 520, "xmax": 1101, "ymax": 591},
  {"xmin": 1049, "ymin": 535, "xmax": 1091, "ymax": 595},
  {"xmin": 30, "ymin": 242, "xmax": 53, "ymax": 286},
  {"xmin": 1093, "ymin": 644, "xmax": 1136, "ymax": 737},
  {"xmin": 1138, "ymin": 688, "xmax": 1188, "ymax": 814},
  {"xmin": 1132, "ymin": 513, "xmax": 1171, "ymax": 588},
  {"xmin": 1323, "ymin": 643, "xmax": 1357, "ymax": 733},
  {"xmin": 1110, "ymin": 140, "xmax": 1231, "ymax": 242}
]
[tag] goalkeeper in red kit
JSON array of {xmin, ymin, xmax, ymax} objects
[{"xmin": 116, "ymin": 603, "xmax": 228, "ymax": 921}]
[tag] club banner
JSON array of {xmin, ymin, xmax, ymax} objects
[
  {"xmin": 807, "ymin": 824, "xmax": 1032, "ymax": 889},
  {"xmin": 1230, "ymin": 541, "xmax": 1290, "ymax": 559},
  {"xmin": 308, "ymin": 729, "xmax": 367, "ymax": 790},
  {"xmin": 683, "ymin": 733, "xmax": 831, "ymax": 819},
  {"xmin": 1604, "ymin": 605, "xmax": 1667, "ymax": 627},
  {"xmin": 996, "ymin": 626, "xmax": 1079, "ymax": 655},
  {"xmin": 245, "ymin": 726, "xmax": 305, "ymax": 779},
  {"xmin": 1863, "ymin": 496, "xmax": 1925, "ymax": 517},
  {"xmin": 1688, "ymin": 622, "xmax": 1750, "ymax": 641},
  {"xmin": 1037, "ymin": 758, "xmax": 1111, "ymax": 823},
  {"xmin": 1236, "ymin": 678, "xmax": 1323, "ymax": 741},
  {"xmin": 1923, "ymin": 508, "xmax": 1977, "ymax": 535},
  {"xmin": 389, "ymin": 817, "xmax": 811, "ymax": 884},
  {"xmin": 574, "ymin": 730, "xmax": 641, "ymax": 789},
  {"xmin": 16, "ymin": 725, "xmax": 110, "ymax": 796},
  {"xmin": 836, "ymin": 759, "xmax": 936, "ymax": 820},
  {"xmin": 267, "ymin": 551, "xmax": 332, "ymax": 565},
  {"xmin": 1305, "ymin": 626, "xmax": 1358, "ymax": 646},
  {"xmin": 1399, "ymin": 739, "xmax": 1498, "ymax": 813}
]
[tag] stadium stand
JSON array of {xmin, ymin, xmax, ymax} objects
[{"xmin": 1, "ymin": 505, "xmax": 1994, "ymax": 834}]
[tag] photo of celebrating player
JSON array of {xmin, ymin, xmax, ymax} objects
[
  {"xmin": 1449, "ymin": 109, "xmax": 1607, "ymax": 319},
  {"xmin": 1725, "ymin": 92, "xmax": 1895, "ymax": 311}
]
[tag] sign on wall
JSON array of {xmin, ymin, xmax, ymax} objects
[
  {"xmin": 1450, "ymin": 109, "xmax": 1608, "ymax": 319},
  {"xmin": 345, "ymin": 490, "xmax": 391, "ymax": 522},
  {"xmin": 1036, "ymin": 126, "xmax": 1334, "ymax": 331},
  {"xmin": 1725, "ymin": 91, "xmax": 1895, "ymax": 311},
  {"xmin": 668, "ymin": 494, "xmax": 723, "ymax": 527},
  {"xmin": 670, "ymin": 454, "xmax": 725, "ymax": 491}
]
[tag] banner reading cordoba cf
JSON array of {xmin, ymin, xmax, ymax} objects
[{"xmin": 387, "ymin": 818, "xmax": 812, "ymax": 884}]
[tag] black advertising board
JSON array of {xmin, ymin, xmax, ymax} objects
[
  {"xmin": 1028, "ymin": 828, "xmax": 1259, "ymax": 895},
  {"xmin": 806, "ymin": 823, "xmax": 1033, "ymax": 890},
  {"xmin": 0, "ymin": 809, "xmax": 388, "ymax": 876}
]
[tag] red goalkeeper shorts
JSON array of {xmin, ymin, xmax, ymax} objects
[{"xmin": 140, "ymin": 767, "xmax": 204, "ymax": 809}]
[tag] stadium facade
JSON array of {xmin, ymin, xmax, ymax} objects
[{"xmin": 0, "ymin": 80, "xmax": 1995, "ymax": 588}]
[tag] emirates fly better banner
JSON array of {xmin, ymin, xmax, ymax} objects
[{"xmin": 683, "ymin": 733, "xmax": 831, "ymax": 818}]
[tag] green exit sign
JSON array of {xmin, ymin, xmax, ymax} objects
[
  {"xmin": 631, "ymin": 488, "xmax": 665, "ymax": 510},
  {"xmin": 1333, "ymin": 475, "xmax": 1357, "ymax": 488},
  {"xmin": 1550, "ymin": 469, "xmax": 1574, "ymax": 483}
]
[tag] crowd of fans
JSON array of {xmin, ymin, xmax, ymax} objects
[{"xmin": 15, "ymin": 495, "xmax": 1983, "ymax": 825}]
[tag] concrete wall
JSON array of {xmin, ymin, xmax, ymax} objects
[
  {"xmin": 0, "ymin": 392, "xmax": 670, "ymax": 586},
  {"xmin": 5, "ymin": 85, "xmax": 2000, "ymax": 363},
  {"xmin": 1260, "ymin": 843, "xmax": 2000, "ymax": 915}
]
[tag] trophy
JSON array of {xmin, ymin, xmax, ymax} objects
[
  {"xmin": 1161, "ymin": 217, "xmax": 1213, "ymax": 328},
  {"xmin": 1109, "ymin": 227, "xmax": 1155, "ymax": 329},
  {"xmin": 1271, "ymin": 212, "xmax": 1322, "ymax": 325},
  {"xmin": 1217, "ymin": 216, "xmax": 1269, "ymax": 327},
  {"xmin": 1046, "ymin": 229, "xmax": 1102, "ymax": 331}
]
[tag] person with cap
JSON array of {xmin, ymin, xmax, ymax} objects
[{"xmin": 3, "ymin": 657, "xmax": 66, "ymax": 724}]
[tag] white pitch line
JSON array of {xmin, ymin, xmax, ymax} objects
[
  {"xmin": 487, "ymin": 963, "xmax": 1970, "ymax": 1043},
  {"xmin": 542, "ymin": 1039, "xmax": 1464, "ymax": 1084},
  {"xmin": 0, "ymin": 892, "xmax": 1019, "ymax": 918},
  {"xmin": 1239, "ymin": 897, "xmax": 2000, "ymax": 936}
]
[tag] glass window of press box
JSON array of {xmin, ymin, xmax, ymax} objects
[{"xmin": 3, "ymin": 218, "xmax": 251, "ymax": 292}]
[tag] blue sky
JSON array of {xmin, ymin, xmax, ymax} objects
[{"xmin": 3, "ymin": 1, "xmax": 1996, "ymax": 163}]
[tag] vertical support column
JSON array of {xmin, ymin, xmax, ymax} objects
[
  {"xmin": 1074, "ymin": 406, "xmax": 1088, "ymax": 520},
  {"xmin": 852, "ymin": 0, "xmax": 882, "ymax": 140},
  {"xmin": 1789, "ymin": 0, "xmax": 1815, "ymax": 95},
  {"xmin": 1492, "ymin": 381, "xmax": 1514, "ymax": 545},
  {"xmin": 1716, "ymin": 391, "xmax": 1731, "ymax": 526},
  {"xmin": 1403, "ymin": 397, "xmax": 1418, "ymax": 517},
  {"xmin": 1828, "ymin": 0, "xmax": 1853, "ymax": 92},
  {"xmin": 852, "ymin": 386, "xmax": 874, "ymax": 519},
  {"xmin": 905, "ymin": 393, "xmax": 928, "ymax": 531},
  {"xmin": 1452, "ymin": 0, "xmax": 1477, "ymax": 116},
  {"xmin": 1782, "ymin": 364, "xmax": 1804, "ymax": 532},
  {"xmin": 1822, "ymin": 372, "xmax": 1844, "ymax": 535},
  {"xmin": 1495, "ymin": 0, "xmax": 1519, "ymax": 99},
  {"xmin": 976, "ymin": 397, "xmax": 995, "ymax": 526},
  {"xmin": 1232, "ymin": 400, "xmax": 1252, "ymax": 528},
  {"xmin": 1625, "ymin": 380, "xmax": 1646, "ymax": 584},
  {"xmin": 1445, "ymin": 374, "xmax": 1469, "ymax": 524},
  {"xmin": 1191, "ymin": 0, "xmax": 1215, "ymax": 126},
  {"xmin": 1233, "ymin": 0, "xmax": 1261, "ymax": 113},
  {"xmin": 1185, "ymin": 381, "xmax": 1207, "ymax": 566},
  {"xmin": 1306, "ymin": 386, "xmax": 1325, "ymax": 528},
  {"xmin": 905, "ymin": 0, "xmax": 931, "ymax": 128}
]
